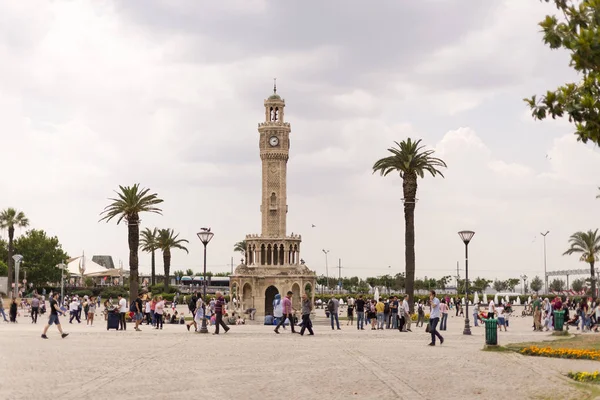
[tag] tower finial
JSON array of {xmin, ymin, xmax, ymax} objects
[{"xmin": 273, "ymin": 78, "xmax": 277, "ymax": 94}]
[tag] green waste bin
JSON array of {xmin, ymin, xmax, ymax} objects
[
  {"xmin": 553, "ymin": 310, "xmax": 565, "ymax": 331},
  {"xmin": 483, "ymin": 318, "xmax": 498, "ymax": 345}
]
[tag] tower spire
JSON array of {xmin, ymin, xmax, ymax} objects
[{"xmin": 273, "ymin": 77, "xmax": 277, "ymax": 94}]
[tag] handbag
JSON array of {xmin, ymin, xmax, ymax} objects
[{"xmin": 425, "ymin": 323, "xmax": 431, "ymax": 333}]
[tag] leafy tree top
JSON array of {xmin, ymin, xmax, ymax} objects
[
  {"xmin": 563, "ymin": 229, "xmax": 600, "ymax": 263},
  {"xmin": 140, "ymin": 227, "xmax": 159, "ymax": 252},
  {"xmin": 526, "ymin": 0, "xmax": 600, "ymax": 145},
  {"xmin": 372, "ymin": 138, "xmax": 447, "ymax": 180},
  {"xmin": 100, "ymin": 184, "xmax": 163, "ymax": 225},
  {"xmin": 157, "ymin": 228, "xmax": 189, "ymax": 254},
  {"xmin": 0, "ymin": 208, "xmax": 29, "ymax": 231}
]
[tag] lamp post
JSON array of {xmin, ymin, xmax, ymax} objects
[
  {"xmin": 520, "ymin": 274, "xmax": 528, "ymax": 295},
  {"xmin": 540, "ymin": 231, "xmax": 549, "ymax": 295},
  {"xmin": 458, "ymin": 230, "xmax": 475, "ymax": 335},
  {"xmin": 322, "ymin": 249, "xmax": 330, "ymax": 293},
  {"xmin": 57, "ymin": 263, "xmax": 66, "ymax": 305},
  {"xmin": 197, "ymin": 228, "xmax": 214, "ymax": 334},
  {"xmin": 12, "ymin": 255, "xmax": 23, "ymax": 299}
]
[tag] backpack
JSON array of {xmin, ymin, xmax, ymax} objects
[
  {"xmin": 327, "ymin": 299, "xmax": 335, "ymax": 313},
  {"xmin": 189, "ymin": 297, "xmax": 197, "ymax": 311},
  {"xmin": 130, "ymin": 301, "xmax": 137, "ymax": 312},
  {"xmin": 384, "ymin": 302, "xmax": 390, "ymax": 314}
]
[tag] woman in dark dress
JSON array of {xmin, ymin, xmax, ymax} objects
[{"xmin": 9, "ymin": 299, "xmax": 18, "ymax": 323}]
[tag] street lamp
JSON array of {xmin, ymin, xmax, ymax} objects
[
  {"xmin": 520, "ymin": 274, "xmax": 528, "ymax": 295},
  {"xmin": 197, "ymin": 227, "xmax": 214, "ymax": 334},
  {"xmin": 458, "ymin": 230, "xmax": 475, "ymax": 335},
  {"xmin": 322, "ymin": 249, "xmax": 330, "ymax": 293},
  {"xmin": 12, "ymin": 255, "xmax": 23, "ymax": 298},
  {"xmin": 540, "ymin": 231, "xmax": 549, "ymax": 295},
  {"xmin": 56, "ymin": 263, "xmax": 66, "ymax": 305}
]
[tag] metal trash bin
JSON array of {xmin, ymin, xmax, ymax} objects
[
  {"xmin": 553, "ymin": 310, "xmax": 565, "ymax": 331},
  {"xmin": 483, "ymin": 318, "xmax": 498, "ymax": 345}
]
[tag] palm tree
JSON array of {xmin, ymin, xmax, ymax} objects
[
  {"xmin": 140, "ymin": 227, "xmax": 159, "ymax": 286},
  {"xmin": 0, "ymin": 208, "xmax": 29, "ymax": 292},
  {"xmin": 563, "ymin": 229, "xmax": 600, "ymax": 296},
  {"xmin": 373, "ymin": 138, "xmax": 447, "ymax": 312},
  {"xmin": 100, "ymin": 184, "xmax": 163, "ymax": 300},
  {"xmin": 157, "ymin": 228, "xmax": 189, "ymax": 291},
  {"xmin": 233, "ymin": 240, "xmax": 247, "ymax": 257}
]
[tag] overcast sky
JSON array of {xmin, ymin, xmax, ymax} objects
[{"xmin": 1, "ymin": 1, "xmax": 597, "ymax": 285}]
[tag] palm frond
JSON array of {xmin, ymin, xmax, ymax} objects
[
  {"xmin": 157, "ymin": 228, "xmax": 190, "ymax": 254},
  {"xmin": 99, "ymin": 184, "xmax": 163, "ymax": 224},
  {"xmin": 373, "ymin": 138, "xmax": 447, "ymax": 179}
]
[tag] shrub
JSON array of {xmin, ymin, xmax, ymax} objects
[
  {"xmin": 71, "ymin": 290, "xmax": 93, "ymax": 298},
  {"xmin": 150, "ymin": 285, "xmax": 178, "ymax": 294},
  {"xmin": 100, "ymin": 286, "xmax": 128, "ymax": 299}
]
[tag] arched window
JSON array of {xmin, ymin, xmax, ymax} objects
[
  {"xmin": 260, "ymin": 244, "xmax": 266, "ymax": 265},
  {"xmin": 267, "ymin": 244, "xmax": 272, "ymax": 265}
]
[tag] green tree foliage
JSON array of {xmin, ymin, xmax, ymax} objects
[
  {"xmin": 140, "ymin": 227, "xmax": 159, "ymax": 286},
  {"xmin": 563, "ymin": 229, "xmax": 600, "ymax": 296},
  {"xmin": 472, "ymin": 277, "xmax": 492, "ymax": 293},
  {"xmin": 173, "ymin": 270, "xmax": 185, "ymax": 279},
  {"xmin": 505, "ymin": 278, "xmax": 521, "ymax": 292},
  {"xmin": 526, "ymin": 0, "xmax": 600, "ymax": 145},
  {"xmin": 550, "ymin": 278, "xmax": 566, "ymax": 292},
  {"xmin": 0, "ymin": 260, "xmax": 7, "ymax": 277},
  {"xmin": 571, "ymin": 278, "xmax": 585, "ymax": 292},
  {"xmin": 493, "ymin": 280, "xmax": 507, "ymax": 292},
  {"xmin": 156, "ymin": 228, "xmax": 189, "ymax": 291},
  {"xmin": 0, "ymin": 208, "xmax": 29, "ymax": 291},
  {"xmin": 185, "ymin": 269, "xmax": 194, "ymax": 277},
  {"xmin": 530, "ymin": 276, "xmax": 544, "ymax": 293},
  {"xmin": 13, "ymin": 229, "xmax": 69, "ymax": 289},
  {"xmin": 100, "ymin": 184, "xmax": 163, "ymax": 300},
  {"xmin": 373, "ymin": 138, "xmax": 447, "ymax": 312},
  {"xmin": 233, "ymin": 241, "xmax": 247, "ymax": 255}
]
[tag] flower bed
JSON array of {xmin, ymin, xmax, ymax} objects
[
  {"xmin": 568, "ymin": 371, "xmax": 600, "ymax": 383},
  {"xmin": 520, "ymin": 346, "xmax": 600, "ymax": 361}
]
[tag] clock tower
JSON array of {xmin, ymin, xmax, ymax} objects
[
  {"xmin": 230, "ymin": 83, "xmax": 316, "ymax": 318},
  {"xmin": 259, "ymin": 84, "xmax": 290, "ymax": 238}
]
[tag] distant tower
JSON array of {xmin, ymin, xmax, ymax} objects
[
  {"xmin": 230, "ymin": 83, "xmax": 316, "ymax": 317},
  {"xmin": 259, "ymin": 84, "xmax": 290, "ymax": 238}
]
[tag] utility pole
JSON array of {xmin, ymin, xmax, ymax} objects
[
  {"xmin": 338, "ymin": 258, "xmax": 342, "ymax": 293},
  {"xmin": 231, "ymin": 256, "xmax": 233, "ymax": 274},
  {"xmin": 455, "ymin": 261, "xmax": 461, "ymax": 293},
  {"xmin": 541, "ymin": 231, "xmax": 549, "ymax": 295},
  {"xmin": 322, "ymin": 250, "xmax": 330, "ymax": 293}
]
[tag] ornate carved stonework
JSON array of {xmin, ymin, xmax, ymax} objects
[{"xmin": 230, "ymin": 86, "xmax": 316, "ymax": 317}]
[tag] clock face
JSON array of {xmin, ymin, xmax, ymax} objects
[{"xmin": 269, "ymin": 136, "xmax": 279, "ymax": 147}]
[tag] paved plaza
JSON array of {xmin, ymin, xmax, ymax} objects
[{"xmin": 0, "ymin": 308, "xmax": 597, "ymax": 400}]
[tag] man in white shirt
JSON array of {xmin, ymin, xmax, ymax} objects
[
  {"xmin": 428, "ymin": 290, "xmax": 444, "ymax": 346},
  {"xmin": 118, "ymin": 294, "xmax": 127, "ymax": 331},
  {"xmin": 488, "ymin": 300, "xmax": 496, "ymax": 319},
  {"xmin": 402, "ymin": 295, "xmax": 412, "ymax": 332},
  {"xmin": 69, "ymin": 298, "xmax": 80, "ymax": 324}
]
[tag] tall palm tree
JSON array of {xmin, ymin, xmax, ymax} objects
[
  {"xmin": 157, "ymin": 228, "xmax": 189, "ymax": 291},
  {"xmin": 563, "ymin": 229, "xmax": 600, "ymax": 296},
  {"xmin": 373, "ymin": 138, "xmax": 447, "ymax": 312},
  {"xmin": 0, "ymin": 208, "xmax": 29, "ymax": 292},
  {"xmin": 233, "ymin": 240, "xmax": 247, "ymax": 257},
  {"xmin": 140, "ymin": 227, "xmax": 159, "ymax": 286},
  {"xmin": 100, "ymin": 184, "xmax": 163, "ymax": 300}
]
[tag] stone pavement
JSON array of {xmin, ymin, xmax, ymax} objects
[{"xmin": 0, "ymin": 310, "xmax": 596, "ymax": 400}]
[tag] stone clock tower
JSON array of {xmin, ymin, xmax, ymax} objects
[{"xmin": 230, "ymin": 84, "xmax": 316, "ymax": 318}]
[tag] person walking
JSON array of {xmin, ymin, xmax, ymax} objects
[
  {"xmin": 69, "ymin": 297, "xmax": 81, "ymax": 324},
  {"xmin": 355, "ymin": 295, "xmax": 365, "ymax": 330},
  {"xmin": 133, "ymin": 293, "xmax": 144, "ymax": 332},
  {"xmin": 473, "ymin": 303, "xmax": 480, "ymax": 327},
  {"xmin": 117, "ymin": 294, "xmax": 127, "ymax": 331},
  {"xmin": 383, "ymin": 298, "xmax": 390, "ymax": 329},
  {"xmin": 154, "ymin": 296, "xmax": 164, "ymax": 330},
  {"xmin": 487, "ymin": 299, "xmax": 496, "ymax": 319},
  {"xmin": 0, "ymin": 296, "xmax": 8, "ymax": 322},
  {"xmin": 328, "ymin": 297, "xmax": 341, "ymax": 330},
  {"xmin": 439, "ymin": 299, "xmax": 449, "ymax": 330},
  {"xmin": 31, "ymin": 295, "xmax": 40, "ymax": 324},
  {"xmin": 186, "ymin": 292, "xmax": 198, "ymax": 332},
  {"xmin": 416, "ymin": 300, "xmax": 425, "ymax": 327},
  {"xmin": 213, "ymin": 291, "xmax": 230, "ymax": 335},
  {"xmin": 402, "ymin": 295, "xmax": 412, "ymax": 332},
  {"xmin": 275, "ymin": 291, "xmax": 296, "ymax": 334},
  {"xmin": 428, "ymin": 290, "xmax": 444, "ymax": 346},
  {"xmin": 532, "ymin": 294, "xmax": 542, "ymax": 332},
  {"xmin": 299, "ymin": 293, "xmax": 314, "ymax": 336},
  {"xmin": 390, "ymin": 296, "xmax": 399, "ymax": 329},
  {"xmin": 347, "ymin": 297, "xmax": 354, "ymax": 326},
  {"xmin": 376, "ymin": 298, "xmax": 385, "ymax": 330},
  {"xmin": 87, "ymin": 298, "xmax": 96, "ymax": 326},
  {"xmin": 273, "ymin": 294, "xmax": 284, "ymax": 329},
  {"xmin": 9, "ymin": 299, "xmax": 17, "ymax": 323},
  {"xmin": 41, "ymin": 292, "xmax": 69, "ymax": 339}
]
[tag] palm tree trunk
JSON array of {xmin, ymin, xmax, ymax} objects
[
  {"xmin": 128, "ymin": 217, "xmax": 140, "ymax": 301},
  {"xmin": 163, "ymin": 249, "xmax": 171, "ymax": 292},
  {"xmin": 403, "ymin": 175, "xmax": 418, "ymax": 313},
  {"xmin": 591, "ymin": 261, "xmax": 596, "ymax": 297},
  {"xmin": 7, "ymin": 227, "xmax": 14, "ymax": 295},
  {"xmin": 151, "ymin": 249, "xmax": 156, "ymax": 286}
]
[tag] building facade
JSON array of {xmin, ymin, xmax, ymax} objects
[{"xmin": 230, "ymin": 86, "xmax": 316, "ymax": 317}]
